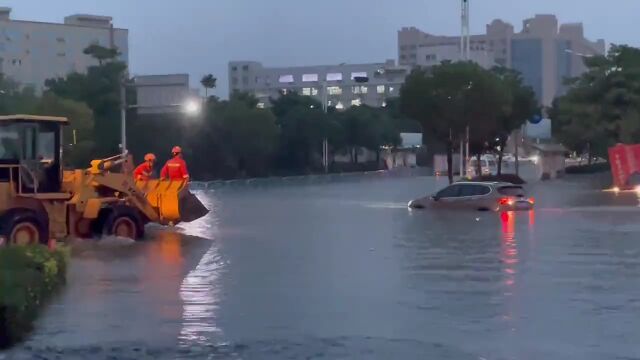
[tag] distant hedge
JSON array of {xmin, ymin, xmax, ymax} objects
[
  {"xmin": 0, "ymin": 245, "xmax": 69, "ymax": 349},
  {"xmin": 565, "ymin": 162, "xmax": 610, "ymax": 174}
]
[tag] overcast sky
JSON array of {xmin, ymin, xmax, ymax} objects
[{"xmin": 4, "ymin": 0, "xmax": 640, "ymax": 96}]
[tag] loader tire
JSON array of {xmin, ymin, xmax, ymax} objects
[
  {"xmin": 102, "ymin": 206, "xmax": 145, "ymax": 241},
  {"xmin": 0, "ymin": 211, "xmax": 48, "ymax": 246}
]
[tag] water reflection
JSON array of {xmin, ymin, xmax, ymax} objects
[
  {"xmin": 178, "ymin": 191, "xmax": 225, "ymax": 345},
  {"xmin": 500, "ymin": 211, "xmax": 518, "ymax": 289}
]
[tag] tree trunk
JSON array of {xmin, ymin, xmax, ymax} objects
[
  {"xmin": 514, "ymin": 133, "xmax": 520, "ymax": 176},
  {"xmin": 354, "ymin": 147, "xmax": 359, "ymax": 164},
  {"xmin": 497, "ymin": 138, "xmax": 506, "ymax": 175},
  {"xmin": 476, "ymin": 152, "xmax": 482, "ymax": 178},
  {"xmin": 204, "ymin": 88, "xmax": 208, "ymax": 98},
  {"xmin": 446, "ymin": 141, "xmax": 453, "ymax": 184}
]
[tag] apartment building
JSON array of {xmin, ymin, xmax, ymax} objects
[
  {"xmin": 399, "ymin": 15, "xmax": 606, "ymax": 105},
  {"xmin": 0, "ymin": 7, "xmax": 128, "ymax": 91},
  {"xmin": 228, "ymin": 60, "xmax": 411, "ymax": 109}
]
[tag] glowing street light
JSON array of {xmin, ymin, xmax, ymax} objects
[{"xmin": 184, "ymin": 99, "xmax": 202, "ymax": 116}]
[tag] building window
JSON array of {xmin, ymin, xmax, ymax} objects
[
  {"xmin": 389, "ymin": 86, "xmax": 395, "ymax": 93},
  {"xmin": 56, "ymin": 37, "xmax": 65, "ymax": 43},
  {"xmin": 232, "ymin": 66, "xmax": 238, "ymax": 71},
  {"xmin": 351, "ymin": 99, "xmax": 362, "ymax": 106},
  {"xmin": 242, "ymin": 65, "xmax": 249, "ymax": 71},
  {"xmin": 302, "ymin": 87, "xmax": 311, "ymax": 96},
  {"xmin": 410, "ymin": 53, "xmax": 417, "ymax": 59},
  {"xmin": 326, "ymin": 72, "xmax": 342, "ymax": 81},
  {"xmin": 400, "ymin": 55, "xmax": 407, "ymax": 60},
  {"xmin": 352, "ymin": 85, "xmax": 367, "ymax": 94},
  {"xmin": 25, "ymin": 34, "xmax": 30, "ymax": 40},
  {"xmin": 335, "ymin": 102, "xmax": 345, "ymax": 110},
  {"xmin": 351, "ymin": 71, "xmax": 367, "ymax": 80},
  {"xmin": 279, "ymin": 74, "xmax": 294, "ymax": 83},
  {"xmin": 311, "ymin": 88, "xmax": 318, "ymax": 96},
  {"xmin": 232, "ymin": 77, "xmax": 239, "ymax": 85},
  {"xmin": 327, "ymin": 100, "xmax": 333, "ymax": 107},
  {"xmin": 281, "ymin": 89, "xmax": 289, "ymax": 95},
  {"xmin": 302, "ymin": 73, "xmax": 318, "ymax": 82},
  {"xmin": 426, "ymin": 54, "xmax": 437, "ymax": 61},
  {"xmin": 257, "ymin": 102, "xmax": 265, "ymax": 109},
  {"xmin": 242, "ymin": 76, "xmax": 249, "ymax": 85},
  {"xmin": 377, "ymin": 85, "xmax": 385, "ymax": 94},
  {"xmin": 57, "ymin": 52, "xmax": 65, "ymax": 57},
  {"xmin": 327, "ymin": 86, "xmax": 342, "ymax": 95}
]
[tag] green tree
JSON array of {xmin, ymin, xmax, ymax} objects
[
  {"xmin": 552, "ymin": 44, "xmax": 640, "ymax": 160},
  {"xmin": 336, "ymin": 105, "xmax": 400, "ymax": 164},
  {"xmin": 200, "ymin": 74, "xmax": 217, "ymax": 98},
  {"xmin": 400, "ymin": 62, "xmax": 506, "ymax": 182},
  {"xmin": 210, "ymin": 93, "xmax": 279, "ymax": 177},
  {"xmin": 492, "ymin": 67, "xmax": 539, "ymax": 174},
  {"xmin": 83, "ymin": 44, "xmax": 120, "ymax": 65},
  {"xmin": 270, "ymin": 92, "xmax": 328, "ymax": 172},
  {"xmin": 45, "ymin": 45, "xmax": 127, "ymax": 157},
  {"xmin": 34, "ymin": 93, "xmax": 95, "ymax": 168}
]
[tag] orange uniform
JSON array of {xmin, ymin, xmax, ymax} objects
[
  {"xmin": 161, "ymin": 157, "xmax": 189, "ymax": 181},
  {"xmin": 133, "ymin": 162, "xmax": 153, "ymax": 181}
]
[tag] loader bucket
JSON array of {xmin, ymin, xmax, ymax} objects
[
  {"xmin": 137, "ymin": 180, "xmax": 209, "ymax": 225},
  {"xmin": 178, "ymin": 189, "xmax": 209, "ymax": 222}
]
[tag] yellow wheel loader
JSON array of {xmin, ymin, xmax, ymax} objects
[{"xmin": 0, "ymin": 115, "xmax": 208, "ymax": 246}]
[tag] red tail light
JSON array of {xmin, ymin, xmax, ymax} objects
[
  {"xmin": 528, "ymin": 197, "xmax": 535, "ymax": 204},
  {"xmin": 498, "ymin": 197, "xmax": 511, "ymax": 206}
]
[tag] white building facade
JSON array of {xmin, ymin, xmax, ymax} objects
[
  {"xmin": 0, "ymin": 7, "xmax": 128, "ymax": 91},
  {"xmin": 134, "ymin": 74, "xmax": 199, "ymax": 115},
  {"xmin": 228, "ymin": 60, "xmax": 410, "ymax": 109},
  {"xmin": 399, "ymin": 15, "xmax": 606, "ymax": 105}
]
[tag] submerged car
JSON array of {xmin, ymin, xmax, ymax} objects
[{"xmin": 408, "ymin": 182, "xmax": 535, "ymax": 211}]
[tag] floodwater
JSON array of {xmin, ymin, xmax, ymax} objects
[{"xmin": 3, "ymin": 169, "xmax": 640, "ymax": 359}]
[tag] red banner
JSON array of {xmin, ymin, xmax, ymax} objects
[{"xmin": 608, "ymin": 144, "xmax": 640, "ymax": 189}]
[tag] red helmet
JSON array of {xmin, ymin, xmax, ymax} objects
[
  {"xmin": 171, "ymin": 146, "xmax": 182, "ymax": 154},
  {"xmin": 144, "ymin": 153, "xmax": 156, "ymax": 161}
]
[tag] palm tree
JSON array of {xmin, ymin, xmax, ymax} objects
[{"xmin": 200, "ymin": 74, "xmax": 217, "ymax": 98}]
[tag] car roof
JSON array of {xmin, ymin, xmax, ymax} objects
[
  {"xmin": 453, "ymin": 181, "xmax": 521, "ymax": 187},
  {"xmin": 0, "ymin": 114, "xmax": 69, "ymax": 124}
]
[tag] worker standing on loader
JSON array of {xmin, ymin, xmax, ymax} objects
[
  {"xmin": 161, "ymin": 146, "xmax": 190, "ymax": 181},
  {"xmin": 134, "ymin": 153, "xmax": 156, "ymax": 181}
]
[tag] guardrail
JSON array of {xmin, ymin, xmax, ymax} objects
[{"xmin": 189, "ymin": 167, "xmax": 431, "ymax": 191}]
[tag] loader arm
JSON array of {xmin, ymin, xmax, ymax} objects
[{"xmin": 88, "ymin": 172, "xmax": 160, "ymax": 223}]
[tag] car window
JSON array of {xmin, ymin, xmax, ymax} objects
[
  {"xmin": 488, "ymin": 160, "xmax": 497, "ymax": 167},
  {"xmin": 498, "ymin": 186, "xmax": 525, "ymax": 197},
  {"xmin": 459, "ymin": 184, "xmax": 491, "ymax": 197},
  {"xmin": 436, "ymin": 184, "xmax": 462, "ymax": 198}
]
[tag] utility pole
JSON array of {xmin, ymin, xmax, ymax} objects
[
  {"xmin": 460, "ymin": 0, "xmax": 470, "ymax": 61},
  {"xmin": 460, "ymin": 0, "xmax": 471, "ymax": 177}
]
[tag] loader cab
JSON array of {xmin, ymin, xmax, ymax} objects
[{"xmin": 0, "ymin": 115, "xmax": 66, "ymax": 193}]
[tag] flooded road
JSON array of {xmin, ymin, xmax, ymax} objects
[{"xmin": 4, "ymin": 171, "xmax": 640, "ymax": 359}]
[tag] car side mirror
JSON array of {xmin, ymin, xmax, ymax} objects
[{"xmin": 431, "ymin": 194, "xmax": 440, "ymax": 201}]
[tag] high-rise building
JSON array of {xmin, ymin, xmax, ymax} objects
[
  {"xmin": 398, "ymin": 15, "xmax": 606, "ymax": 105},
  {"xmin": 228, "ymin": 60, "xmax": 410, "ymax": 109},
  {"xmin": 0, "ymin": 7, "xmax": 128, "ymax": 92}
]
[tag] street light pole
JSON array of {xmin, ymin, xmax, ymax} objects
[
  {"xmin": 321, "ymin": 81, "xmax": 329, "ymax": 173},
  {"xmin": 120, "ymin": 76, "xmax": 127, "ymax": 155}
]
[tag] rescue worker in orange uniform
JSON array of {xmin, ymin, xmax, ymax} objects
[
  {"xmin": 133, "ymin": 153, "xmax": 156, "ymax": 181},
  {"xmin": 160, "ymin": 146, "xmax": 190, "ymax": 181}
]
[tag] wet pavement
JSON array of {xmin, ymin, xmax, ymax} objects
[{"xmin": 3, "ymin": 169, "xmax": 640, "ymax": 359}]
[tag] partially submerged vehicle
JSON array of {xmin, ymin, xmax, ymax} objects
[
  {"xmin": 408, "ymin": 181, "xmax": 534, "ymax": 211},
  {"xmin": 0, "ymin": 115, "xmax": 208, "ymax": 245}
]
